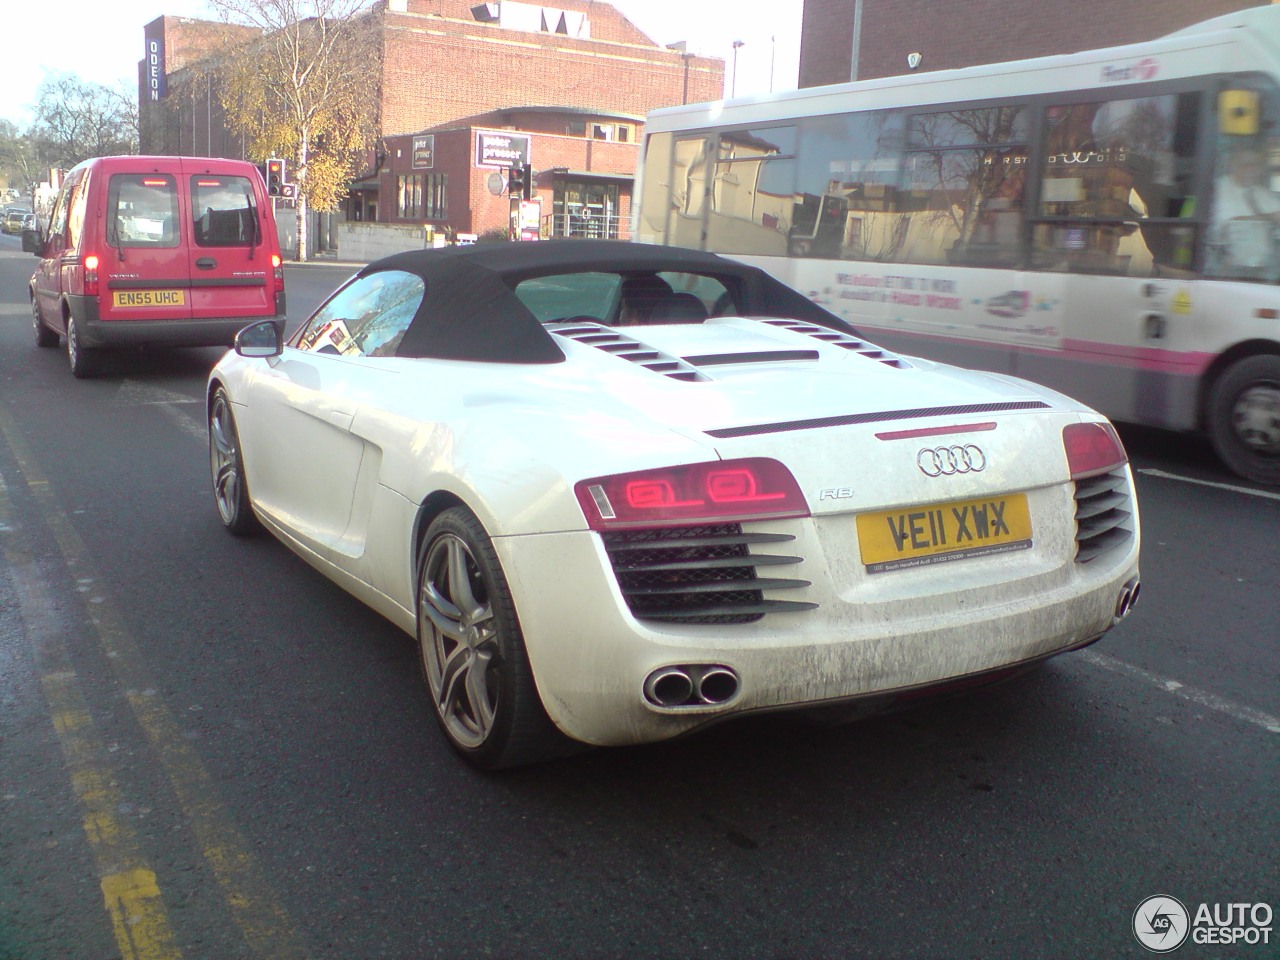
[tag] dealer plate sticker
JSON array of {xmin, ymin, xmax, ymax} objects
[
  {"xmin": 856, "ymin": 493, "xmax": 1032, "ymax": 573},
  {"xmin": 113, "ymin": 289, "xmax": 186, "ymax": 307}
]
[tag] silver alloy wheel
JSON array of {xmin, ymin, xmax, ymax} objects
[
  {"xmin": 66, "ymin": 317, "xmax": 80, "ymax": 369},
  {"xmin": 419, "ymin": 533, "xmax": 500, "ymax": 749},
  {"xmin": 1231, "ymin": 381, "xmax": 1280, "ymax": 454},
  {"xmin": 209, "ymin": 393, "xmax": 242, "ymax": 525}
]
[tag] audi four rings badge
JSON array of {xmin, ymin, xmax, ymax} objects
[{"xmin": 917, "ymin": 445, "xmax": 987, "ymax": 476}]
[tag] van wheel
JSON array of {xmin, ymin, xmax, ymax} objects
[
  {"xmin": 32, "ymin": 298, "xmax": 59, "ymax": 348},
  {"xmin": 1207, "ymin": 355, "xmax": 1280, "ymax": 485},
  {"xmin": 66, "ymin": 315, "xmax": 98, "ymax": 379}
]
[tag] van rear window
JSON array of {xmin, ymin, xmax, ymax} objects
[
  {"xmin": 191, "ymin": 175, "xmax": 261, "ymax": 247},
  {"xmin": 107, "ymin": 174, "xmax": 180, "ymax": 248}
]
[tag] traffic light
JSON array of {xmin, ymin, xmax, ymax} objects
[
  {"xmin": 507, "ymin": 163, "xmax": 525, "ymax": 198},
  {"xmin": 266, "ymin": 158, "xmax": 286, "ymax": 196},
  {"xmin": 520, "ymin": 163, "xmax": 533, "ymax": 200}
]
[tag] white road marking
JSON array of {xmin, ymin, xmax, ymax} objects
[
  {"xmin": 1081, "ymin": 650, "xmax": 1280, "ymax": 735},
  {"xmin": 1137, "ymin": 468, "xmax": 1280, "ymax": 501}
]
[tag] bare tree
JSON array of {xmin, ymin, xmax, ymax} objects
[
  {"xmin": 208, "ymin": 0, "xmax": 382, "ymax": 260},
  {"xmin": 31, "ymin": 75, "xmax": 139, "ymax": 167}
]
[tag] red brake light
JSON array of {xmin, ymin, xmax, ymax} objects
[
  {"xmin": 1062, "ymin": 422, "xmax": 1127, "ymax": 479},
  {"xmin": 141, "ymin": 179, "xmax": 167, "ymax": 186},
  {"xmin": 575, "ymin": 458, "xmax": 810, "ymax": 530},
  {"xmin": 83, "ymin": 254, "xmax": 100, "ymax": 297}
]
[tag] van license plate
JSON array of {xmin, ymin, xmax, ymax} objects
[
  {"xmin": 113, "ymin": 289, "xmax": 186, "ymax": 307},
  {"xmin": 856, "ymin": 493, "xmax": 1032, "ymax": 573}
]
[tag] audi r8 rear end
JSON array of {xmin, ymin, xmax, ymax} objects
[{"xmin": 208, "ymin": 241, "xmax": 1140, "ymax": 769}]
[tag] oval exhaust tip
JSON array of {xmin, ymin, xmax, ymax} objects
[
  {"xmin": 696, "ymin": 667, "xmax": 740, "ymax": 705},
  {"xmin": 644, "ymin": 668, "xmax": 694, "ymax": 707}
]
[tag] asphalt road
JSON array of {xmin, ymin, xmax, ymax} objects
[{"xmin": 0, "ymin": 235, "xmax": 1276, "ymax": 960}]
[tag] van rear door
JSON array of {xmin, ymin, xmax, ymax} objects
[
  {"xmin": 183, "ymin": 162, "xmax": 276, "ymax": 322},
  {"xmin": 101, "ymin": 172, "xmax": 193, "ymax": 321}
]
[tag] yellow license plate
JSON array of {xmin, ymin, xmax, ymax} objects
[
  {"xmin": 856, "ymin": 493, "xmax": 1032, "ymax": 574},
  {"xmin": 113, "ymin": 289, "xmax": 186, "ymax": 308}
]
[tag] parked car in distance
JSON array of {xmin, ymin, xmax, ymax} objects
[
  {"xmin": 3, "ymin": 207, "xmax": 30, "ymax": 234},
  {"xmin": 208, "ymin": 240, "xmax": 1142, "ymax": 770},
  {"xmin": 25, "ymin": 155, "xmax": 286, "ymax": 378}
]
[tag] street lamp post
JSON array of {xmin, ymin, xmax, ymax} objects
[{"xmin": 731, "ymin": 40, "xmax": 744, "ymax": 97}]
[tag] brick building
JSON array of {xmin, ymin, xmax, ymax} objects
[
  {"xmin": 798, "ymin": 0, "xmax": 1269, "ymax": 86},
  {"xmin": 140, "ymin": 0, "xmax": 723, "ymax": 239}
]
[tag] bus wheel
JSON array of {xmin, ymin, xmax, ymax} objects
[{"xmin": 1207, "ymin": 355, "xmax": 1280, "ymax": 485}]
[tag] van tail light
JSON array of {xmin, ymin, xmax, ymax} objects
[
  {"xmin": 83, "ymin": 254, "xmax": 100, "ymax": 297},
  {"xmin": 271, "ymin": 253, "xmax": 284, "ymax": 286},
  {"xmin": 575, "ymin": 458, "xmax": 810, "ymax": 531},
  {"xmin": 1062, "ymin": 421, "xmax": 1127, "ymax": 479}
]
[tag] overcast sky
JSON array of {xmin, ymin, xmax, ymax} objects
[{"xmin": 1, "ymin": 0, "xmax": 803, "ymax": 127}]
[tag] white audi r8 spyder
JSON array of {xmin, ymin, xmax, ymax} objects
[{"xmin": 208, "ymin": 240, "xmax": 1141, "ymax": 770}]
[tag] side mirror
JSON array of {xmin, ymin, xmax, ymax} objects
[
  {"xmin": 21, "ymin": 227, "xmax": 43, "ymax": 255},
  {"xmin": 234, "ymin": 319, "xmax": 284, "ymax": 358}
]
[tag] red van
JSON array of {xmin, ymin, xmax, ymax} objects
[{"xmin": 24, "ymin": 155, "xmax": 286, "ymax": 378}]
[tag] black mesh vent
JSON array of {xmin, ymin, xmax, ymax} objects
[
  {"xmin": 550, "ymin": 322, "xmax": 708, "ymax": 381},
  {"xmin": 760, "ymin": 319, "xmax": 911, "ymax": 367},
  {"xmin": 1073, "ymin": 468, "xmax": 1135, "ymax": 562},
  {"xmin": 601, "ymin": 523, "xmax": 816, "ymax": 624}
]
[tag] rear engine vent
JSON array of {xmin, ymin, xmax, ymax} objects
[
  {"xmin": 1073, "ymin": 467, "xmax": 1134, "ymax": 562},
  {"xmin": 761, "ymin": 319, "xmax": 912, "ymax": 368},
  {"xmin": 601, "ymin": 523, "xmax": 816, "ymax": 624},
  {"xmin": 550, "ymin": 322, "xmax": 708, "ymax": 382}
]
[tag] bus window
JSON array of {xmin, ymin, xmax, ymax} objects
[
  {"xmin": 669, "ymin": 136, "xmax": 711, "ymax": 248},
  {"xmin": 637, "ymin": 132, "xmax": 673, "ymax": 244},
  {"xmin": 706, "ymin": 125, "xmax": 797, "ymax": 256},
  {"xmin": 1033, "ymin": 93, "xmax": 1200, "ymax": 276},
  {"xmin": 898, "ymin": 105, "xmax": 1029, "ymax": 267},
  {"xmin": 792, "ymin": 111, "xmax": 904, "ymax": 260},
  {"xmin": 1206, "ymin": 77, "xmax": 1280, "ymax": 281}
]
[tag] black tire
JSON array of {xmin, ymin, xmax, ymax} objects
[
  {"xmin": 66, "ymin": 314, "xmax": 98, "ymax": 379},
  {"xmin": 1206, "ymin": 354, "xmax": 1280, "ymax": 485},
  {"xmin": 32, "ymin": 297, "xmax": 58, "ymax": 348},
  {"xmin": 208, "ymin": 387, "xmax": 261, "ymax": 535},
  {"xmin": 416, "ymin": 507, "xmax": 569, "ymax": 770}
]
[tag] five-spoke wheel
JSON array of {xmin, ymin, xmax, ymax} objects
[
  {"xmin": 209, "ymin": 387, "xmax": 259, "ymax": 535},
  {"xmin": 416, "ymin": 507, "xmax": 564, "ymax": 770}
]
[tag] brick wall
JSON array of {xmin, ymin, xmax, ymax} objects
[
  {"xmin": 800, "ymin": 0, "xmax": 1267, "ymax": 85},
  {"xmin": 380, "ymin": 8, "xmax": 722, "ymax": 137}
]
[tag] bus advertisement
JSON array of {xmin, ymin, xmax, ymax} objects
[{"xmin": 635, "ymin": 5, "xmax": 1280, "ymax": 484}]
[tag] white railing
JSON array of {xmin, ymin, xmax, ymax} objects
[{"xmin": 544, "ymin": 213, "xmax": 631, "ymax": 241}]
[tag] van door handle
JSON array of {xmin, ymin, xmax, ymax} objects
[{"xmin": 195, "ymin": 257, "xmax": 217, "ymax": 270}]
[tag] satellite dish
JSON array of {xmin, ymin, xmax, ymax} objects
[{"xmin": 487, "ymin": 172, "xmax": 506, "ymax": 196}]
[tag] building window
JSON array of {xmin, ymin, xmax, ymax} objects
[
  {"xmin": 397, "ymin": 173, "xmax": 447, "ymax": 219},
  {"xmin": 593, "ymin": 123, "xmax": 614, "ymax": 141}
]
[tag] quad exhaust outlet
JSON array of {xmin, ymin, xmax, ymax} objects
[
  {"xmin": 1114, "ymin": 577, "xmax": 1141, "ymax": 620},
  {"xmin": 644, "ymin": 664, "xmax": 740, "ymax": 708}
]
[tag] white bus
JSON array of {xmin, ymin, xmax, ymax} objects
[{"xmin": 635, "ymin": 5, "xmax": 1280, "ymax": 484}]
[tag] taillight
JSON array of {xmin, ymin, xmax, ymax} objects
[
  {"xmin": 575, "ymin": 458, "xmax": 810, "ymax": 530},
  {"xmin": 271, "ymin": 253, "xmax": 284, "ymax": 285},
  {"xmin": 1062, "ymin": 421, "xmax": 1127, "ymax": 479},
  {"xmin": 83, "ymin": 254, "xmax": 100, "ymax": 297}
]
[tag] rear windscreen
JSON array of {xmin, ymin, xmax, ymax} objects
[
  {"xmin": 107, "ymin": 174, "xmax": 180, "ymax": 248},
  {"xmin": 191, "ymin": 175, "xmax": 261, "ymax": 247}
]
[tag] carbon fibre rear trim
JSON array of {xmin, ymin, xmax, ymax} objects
[{"xmin": 705, "ymin": 401, "xmax": 1051, "ymax": 439}]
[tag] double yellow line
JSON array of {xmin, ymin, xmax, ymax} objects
[{"xmin": 0, "ymin": 405, "xmax": 306, "ymax": 960}]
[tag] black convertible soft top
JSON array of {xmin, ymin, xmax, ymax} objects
[{"xmin": 359, "ymin": 239, "xmax": 848, "ymax": 363}]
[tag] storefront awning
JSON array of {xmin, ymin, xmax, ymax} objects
[{"xmin": 548, "ymin": 168, "xmax": 634, "ymax": 183}]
